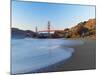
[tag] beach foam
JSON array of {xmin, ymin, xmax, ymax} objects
[{"xmin": 11, "ymin": 38, "xmax": 82, "ymax": 74}]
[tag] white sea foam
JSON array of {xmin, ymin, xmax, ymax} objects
[{"xmin": 11, "ymin": 38, "xmax": 83, "ymax": 74}]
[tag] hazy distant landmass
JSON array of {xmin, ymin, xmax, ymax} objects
[
  {"xmin": 12, "ymin": 18, "xmax": 96, "ymax": 39},
  {"xmin": 11, "ymin": 28, "xmax": 36, "ymax": 39}
]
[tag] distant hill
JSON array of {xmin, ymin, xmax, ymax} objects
[
  {"xmin": 11, "ymin": 28, "xmax": 36, "ymax": 39},
  {"xmin": 54, "ymin": 18, "xmax": 96, "ymax": 39},
  {"xmin": 64, "ymin": 18, "xmax": 96, "ymax": 39}
]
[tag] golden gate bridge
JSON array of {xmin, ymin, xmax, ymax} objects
[{"xmin": 35, "ymin": 21, "xmax": 63, "ymax": 38}]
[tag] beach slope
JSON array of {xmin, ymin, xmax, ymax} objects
[{"xmin": 36, "ymin": 39, "xmax": 96, "ymax": 73}]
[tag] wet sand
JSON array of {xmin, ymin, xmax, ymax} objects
[
  {"xmin": 17, "ymin": 39, "xmax": 96, "ymax": 74},
  {"xmin": 34, "ymin": 39, "xmax": 96, "ymax": 73}
]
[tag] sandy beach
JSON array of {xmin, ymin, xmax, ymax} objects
[
  {"xmin": 14, "ymin": 39, "xmax": 96, "ymax": 75},
  {"xmin": 33, "ymin": 39, "xmax": 96, "ymax": 73}
]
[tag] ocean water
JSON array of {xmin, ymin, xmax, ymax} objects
[{"xmin": 11, "ymin": 38, "xmax": 83, "ymax": 74}]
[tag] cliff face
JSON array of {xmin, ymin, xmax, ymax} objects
[
  {"xmin": 11, "ymin": 28, "xmax": 36, "ymax": 39},
  {"xmin": 84, "ymin": 19, "xmax": 96, "ymax": 30},
  {"xmin": 64, "ymin": 18, "xmax": 96, "ymax": 39},
  {"xmin": 53, "ymin": 18, "xmax": 96, "ymax": 39}
]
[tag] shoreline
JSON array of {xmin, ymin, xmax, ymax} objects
[
  {"xmin": 14, "ymin": 39, "xmax": 96, "ymax": 74},
  {"xmin": 35, "ymin": 39, "xmax": 96, "ymax": 73}
]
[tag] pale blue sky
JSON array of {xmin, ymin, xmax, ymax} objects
[{"xmin": 12, "ymin": 1, "xmax": 95, "ymax": 31}]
